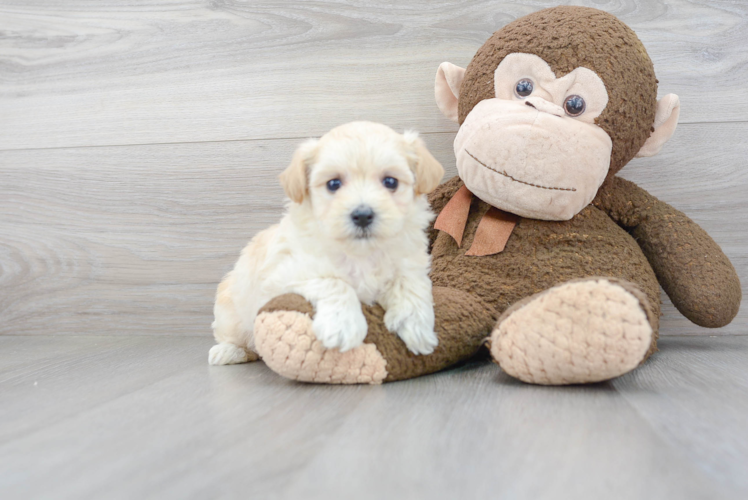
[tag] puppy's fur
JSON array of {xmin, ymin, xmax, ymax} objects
[{"xmin": 209, "ymin": 121, "xmax": 445, "ymax": 365}]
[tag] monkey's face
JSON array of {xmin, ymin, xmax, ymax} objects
[
  {"xmin": 436, "ymin": 7, "xmax": 679, "ymax": 221},
  {"xmin": 453, "ymin": 53, "xmax": 612, "ymax": 221}
]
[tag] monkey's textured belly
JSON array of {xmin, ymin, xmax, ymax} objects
[{"xmin": 430, "ymin": 200, "xmax": 661, "ymax": 319}]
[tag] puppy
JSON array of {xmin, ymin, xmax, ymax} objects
[{"xmin": 209, "ymin": 121, "xmax": 445, "ymax": 365}]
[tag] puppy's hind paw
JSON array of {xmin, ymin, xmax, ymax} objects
[
  {"xmin": 208, "ymin": 343, "xmax": 257, "ymax": 365},
  {"xmin": 312, "ymin": 306, "xmax": 368, "ymax": 352}
]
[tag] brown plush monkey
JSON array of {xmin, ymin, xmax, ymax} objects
[{"xmin": 246, "ymin": 6, "xmax": 741, "ymax": 385}]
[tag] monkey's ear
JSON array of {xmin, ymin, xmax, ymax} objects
[
  {"xmin": 404, "ymin": 132, "xmax": 445, "ymax": 195},
  {"xmin": 279, "ymin": 139, "xmax": 319, "ymax": 203},
  {"xmin": 435, "ymin": 62, "xmax": 466, "ymax": 122},
  {"xmin": 636, "ymin": 94, "xmax": 680, "ymax": 158}
]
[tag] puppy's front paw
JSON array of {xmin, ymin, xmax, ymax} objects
[
  {"xmin": 385, "ymin": 306, "xmax": 438, "ymax": 355},
  {"xmin": 397, "ymin": 319, "xmax": 438, "ymax": 355},
  {"xmin": 312, "ymin": 304, "xmax": 368, "ymax": 352}
]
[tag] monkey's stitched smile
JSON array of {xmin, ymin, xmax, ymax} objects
[{"xmin": 465, "ymin": 149, "xmax": 577, "ymax": 192}]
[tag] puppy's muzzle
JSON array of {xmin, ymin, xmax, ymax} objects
[{"xmin": 351, "ymin": 205, "xmax": 375, "ymax": 229}]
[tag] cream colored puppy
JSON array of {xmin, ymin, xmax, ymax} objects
[{"xmin": 209, "ymin": 121, "xmax": 445, "ymax": 365}]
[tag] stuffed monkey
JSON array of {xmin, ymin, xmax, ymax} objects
[{"xmin": 245, "ymin": 6, "xmax": 741, "ymax": 385}]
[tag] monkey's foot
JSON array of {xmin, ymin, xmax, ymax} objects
[
  {"xmin": 490, "ymin": 278, "xmax": 655, "ymax": 385},
  {"xmin": 254, "ymin": 295, "xmax": 388, "ymax": 385}
]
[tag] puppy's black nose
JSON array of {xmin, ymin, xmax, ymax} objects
[{"xmin": 351, "ymin": 206, "xmax": 375, "ymax": 229}]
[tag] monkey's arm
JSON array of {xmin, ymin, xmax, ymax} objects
[
  {"xmin": 593, "ymin": 176, "xmax": 741, "ymax": 327},
  {"xmin": 426, "ymin": 175, "xmax": 464, "ymax": 250}
]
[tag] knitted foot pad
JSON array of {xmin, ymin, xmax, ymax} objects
[
  {"xmin": 254, "ymin": 310, "xmax": 388, "ymax": 384},
  {"xmin": 490, "ymin": 279, "xmax": 653, "ymax": 385}
]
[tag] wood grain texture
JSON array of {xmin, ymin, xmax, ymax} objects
[
  {"xmin": 1, "ymin": 0, "xmax": 748, "ymax": 149},
  {"xmin": 1, "ymin": 335, "xmax": 746, "ymax": 499},
  {"xmin": 613, "ymin": 336, "xmax": 748, "ymax": 495},
  {"xmin": 1, "ymin": 123, "xmax": 746, "ymax": 337}
]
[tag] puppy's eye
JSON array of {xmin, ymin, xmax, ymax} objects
[
  {"xmin": 382, "ymin": 177, "xmax": 398, "ymax": 190},
  {"xmin": 515, "ymin": 79, "xmax": 534, "ymax": 98},
  {"xmin": 326, "ymin": 179, "xmax": 342, "ymax": 192}
]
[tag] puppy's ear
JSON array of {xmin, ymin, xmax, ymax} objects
[
  {"xmin": 279, "ymin": 139, "xmax": 319, "ymax": 203},
  {"xmin": 404, "ymin": 132, "xmax": 444, "ymax": 195}
]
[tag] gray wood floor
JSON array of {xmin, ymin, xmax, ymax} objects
[
  {"xmin": 1, "ymin": 335, "xmax": 747, "ymax": 500},
  {"xmin": 1, "ymin": 1, "xmax": 747, "ymax": 498}
]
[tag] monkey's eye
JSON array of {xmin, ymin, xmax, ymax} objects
[
  {"xmin": 326, "ymin": 179, "xmax": 342, "ymax": 192},
  {"xmin": 564, "ymin": 95, "xmax": 586, "ymax": 117},
  {"xmin": 382, "ymin": 177, "xmax": 398, "ymax": 190},
  {"xmin": 515, "ymin": 79, "xmax": 534, "ymax": 98}
]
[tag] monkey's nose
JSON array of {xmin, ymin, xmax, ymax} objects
[
  {"xmin": 525, "ymin": 97, "xmax": 565, "ymax": 117},
  {"xmin": 351, "ymin": 206, "xmax": 375, "ymax": 228}
]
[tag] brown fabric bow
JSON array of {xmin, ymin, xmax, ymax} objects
[{"xmin": 434, "ymin": 185, "xmax": 520, "ymax": 256}]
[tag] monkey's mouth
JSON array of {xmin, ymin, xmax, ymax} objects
[{"xmin": 465, "ymin": 149, "xmax": 577, "ymax": 192}]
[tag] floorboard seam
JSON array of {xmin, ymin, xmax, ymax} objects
[{"xmin": 1, "ymin": 121, "xmax": 743, "ymax": 153}]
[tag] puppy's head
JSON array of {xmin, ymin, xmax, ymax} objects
[{"xmin": 279, "ymin": 121, "xmax": 444, "ymax": 244}]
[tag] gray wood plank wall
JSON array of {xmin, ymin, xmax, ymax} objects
[{"xmin": 1, "ymin": 0, "xmax": 746, "ymax": 337}]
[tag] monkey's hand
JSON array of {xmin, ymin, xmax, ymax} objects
[{"xmin": 594, "ymin": 176, "xmax": 741, "ymax": 328}]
